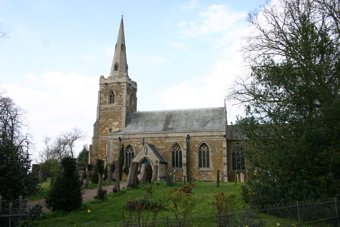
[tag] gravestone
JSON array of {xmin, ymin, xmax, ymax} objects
[{"xmin": 127, "ymin": 162, "xmax": 138, "ymax": 188}]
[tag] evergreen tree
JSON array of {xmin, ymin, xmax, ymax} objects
[
  {"xmin": 232, "ymin": 0, "xmax": 340, "ymax": 205},
  {"xmin": 46, "ymin": 157, "xmax": 82, "ymax": 211},
  {"xmin": 95, "ymin": 159, "xmax": 106, "ymax": 199},
  {"xmin": 77, "ymin": 145, "xmax": 89, "ymax": 171},
  {"xmin": 118, "ymin": 144, "xmax": 124, "ymax": 180},
  {"xmin": 0, "ymin": 95, "xmax": 38, "ymax": 201}
]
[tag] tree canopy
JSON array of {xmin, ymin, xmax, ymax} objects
[
  {"xmin": 232, "ymin": 0, "xmax": 340, "ymax": 205},
  {"xmin": 0, "ymin": 94, "xmax": 38, "ymax": 200}
]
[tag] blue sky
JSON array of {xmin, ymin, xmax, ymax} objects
[{"xmin": 0, "ymin": 0, "xmax": 265, "ymax": 161}]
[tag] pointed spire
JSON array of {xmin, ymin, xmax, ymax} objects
[{"xmin": 109, "ymin": 16, "xmax": 128, "ymax": 78}]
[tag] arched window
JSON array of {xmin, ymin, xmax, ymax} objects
[
  {"xmin": 232, "ymin": 143, "xmax": 245, "ymax": 170},
  {"xmin": 109, "ymin": 90, "xmax": 115, "ymax": 104},
  {"xmin": 125, "ymin": 145, "xmax": 134, "ymax": 169},
  {"xmin": 114, "ymin": 63, "xmax": 119, "ymax": 71},
  {"xmin": 172, "ymin": 143, "xmax": 182, "ymax": 168},
  {"xmin": 198, "ymin": 143, "xmax": 210, "ymax": 168}
]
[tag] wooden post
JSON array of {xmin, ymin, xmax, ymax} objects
[
  {"xmin": 296, "ymin": 201, "xmax": 301, "ymax": 224},
  {"xmin": 217, "ymin": 170, "xmax": 220, "ymax": 187},
  {"xmin": 334, "ymin": 197, "xmax": 339, "ymax": 226}
]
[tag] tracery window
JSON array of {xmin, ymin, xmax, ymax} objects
[
  {"xmin": 109, "ymin": 90, "xmax": 115, "ymax": 104},
  {"xmin": 172, "ymin": 143, "xmax": 182, "ymax": 168},
  {"xmin": 232, "ymin": 143, "xmax": 245, "ymax": 170},
  {"xmin": 125, "ymin": 145, "xmax": 134, "ymax": 169},
  {"xmin": 198, "ymin": 143, "xmax": 210, "ymax": 168}
]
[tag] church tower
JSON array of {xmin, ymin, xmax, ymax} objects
[{"xmin": 91, "ymin": 17, "xmax": 137, "ymax": 162}]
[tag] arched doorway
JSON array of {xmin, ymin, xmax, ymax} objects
[{"xmin": 139, "ymin": 158, "xmax": 153, "ymax": 184}]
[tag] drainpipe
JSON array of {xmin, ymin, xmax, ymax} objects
[{"xmin": 186, "ymin": 134, "xmax": 190, "ymax": 183}]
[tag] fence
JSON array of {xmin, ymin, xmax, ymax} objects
[
  {"xmin": 0, "ymin": 195, "xmax": 42, "ymax": 227},
  {"xmin": 252, "ymin": 197, "xmax": 340, "ymax": 226},
  {"xmin": 121, "ymin": 197, "xmax": 340, "ymax": 227}
]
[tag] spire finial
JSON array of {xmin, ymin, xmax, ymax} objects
[{"xmin": 109, "ymin": 15, "xmax": 128, "ymax": 78}]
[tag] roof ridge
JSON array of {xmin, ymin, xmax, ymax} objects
[{"xmin": 135, "ymin": 106, "xmax": 224, "ymax": 114}]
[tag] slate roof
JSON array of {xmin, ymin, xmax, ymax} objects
[
  {"xmin": 147, "ymin": 143, "xmax": 167, "ymax": 164},
  {"xmin": 115, "ymin": 107, "xmax": 226, "ymax": 134}
]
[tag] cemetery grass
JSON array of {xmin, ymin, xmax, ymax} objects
[
  {"xmin": 27, "ymin": 178, "xmax": 51, "ymax": 201},
  {"xmin": 33, "ymin": 182, "xmax": 300, "ymax": 226},
  {"xmin": 34, "ymin": 181, "xmax": 244, "ymax": 226}
]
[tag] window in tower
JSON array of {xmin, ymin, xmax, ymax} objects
[
  {"xmin": 109, "ymin": 90, "xmax": 115, "ymax": 104},
  {"xmin": 114, "ymin": 63, "xmax": 119, "ymax": 71}
]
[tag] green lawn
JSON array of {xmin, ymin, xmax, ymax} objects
[
  {"xmin": 34, "ymin": 182, "xmax": 243, "ymax": 226},
  {"xmin": 32, "ymin": 181, "xmax": 302, "ymax": 226},
  {"xmin": 27, "ymin": 178, "xmax": 51, "ymax": 201}
]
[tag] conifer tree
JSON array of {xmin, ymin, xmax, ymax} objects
[{"xmin": 46, "ymin": 157, "xmax": 82, "ymax": 211}]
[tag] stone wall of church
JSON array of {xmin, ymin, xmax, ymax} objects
[
  {"xmin": 92, "ymin": 77, "xmax": 137, "ymax": 161},
  {"xmin": 108, "ymin": 133, "xmax": 226, "ymax": 181}
]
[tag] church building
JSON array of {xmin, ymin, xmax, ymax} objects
[{"xmin": 90, "ymin": 17, "xmax": 246, "ymax": 182}]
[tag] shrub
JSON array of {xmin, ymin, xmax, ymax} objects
[
  {"xmin": 46, "ymin": 157, "xmax": 82, "ymax": 211},
  {"xmin": 123, "ymin": 185, "xmax": 163, "ymax": 226},
  {"xmin": 167, "ymin": 184, "xmax": 196, "ymax": 225},
  {"xmin": 212, "ymin": 192, "xmax": 239, "ymax": 226},
  {"xmin": 95, "ymin": 159, "xmax": 106, "ymax": 200},
  {"xmin": 91, "ymin": 164, "xmax": 99, "ymax": 184}
]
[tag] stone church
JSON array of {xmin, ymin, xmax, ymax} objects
[{"xmin": 90, "ymin": 17, "xmax": 246, "ymax": 182}]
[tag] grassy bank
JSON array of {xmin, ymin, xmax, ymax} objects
[{"xmin": 34, "ymin": 182, "xmax": 244, "ymax": 226}]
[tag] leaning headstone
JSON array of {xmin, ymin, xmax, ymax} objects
[
  {"xmin": 127, "ymin": 162, "xmax": 138, "ymax": 188},
  {"xmin": 107, "ymin": 164, "xmax": 112, "ymax": 181},
  {"xmin": 113, "ymin": 160, "xmax": 120, "ymax": 192}
]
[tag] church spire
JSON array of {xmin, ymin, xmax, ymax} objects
[{"xmin": 110, "ymin": 16, "xmax": 128, "ymax": 78}]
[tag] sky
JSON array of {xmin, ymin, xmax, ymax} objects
[{"xmin": 0, "ymin": 0, "xmax": 266, "ymax": 162}]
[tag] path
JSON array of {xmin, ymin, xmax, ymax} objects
[{"xmin": 27, "ymin": 182, "xmax": 127, "ymax": 212}]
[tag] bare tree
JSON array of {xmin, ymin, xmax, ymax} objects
[
  {"xmin": 0, "ymin": 94, "xmax": 38, "ymax": 200},
  {"xmin": 62, "ymin": 128, "xmax": 83, "ymax": 158},
  {"xmin": 39, "ymin": 128, "xmax": 84, "ymax": 162}
]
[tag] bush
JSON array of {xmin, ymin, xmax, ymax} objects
[
  {"xmin": 91, "ymin": 165, "xmax": 99, "ymax": 184},
  {"xmin": 40, "ymin": 159, "xmax": 60, "ymax": 178},
  {"xmin": 167, "ymin": 184, "xmax": 196, "ymax": 224},
  {"xmin": 46, "ymin": 157, "xmax": 82, "ymax": 211}
]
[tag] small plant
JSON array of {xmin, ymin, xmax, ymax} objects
[
  {"xmin": 167, "ymin": 184, "xmax": 196, "ymax": 226},
  {"xmin": 95, "ymin": 188, "xmax": 107, "ymax": 200},
  {"xmin": 123, "ymin": 185, "xmax": 163, "ymax": 227},
  {"xmin": 212, "ymin": 192, "xmax": 239, "ymax": 226}
]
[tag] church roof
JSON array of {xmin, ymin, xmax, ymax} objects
[
  {"xmin": 116, "ymin": 107, "xmax": 226, "ymax": 134},
  {"xmin": 146, "ymin": 143, "xmax": 168, "ymax": 164}
]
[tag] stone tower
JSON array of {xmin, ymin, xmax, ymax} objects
[{"xmin": 91, "ymin": 17, "xmax": 137, "ymax": 162}]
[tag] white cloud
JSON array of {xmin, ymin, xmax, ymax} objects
[
  {"xmin": 178, "ymin": 4, "xmax": 246, "ymax": 38},
  {"xmin": 182, "ymin": 0, "xmax": 199, "ymax": 10},
  {"xmin": 1, "ymin": 72, "xmax": 98, "ymax": 162},
  {"xmin": 160, "ymin": 3, "xmax": 250, "ymax": 123}
]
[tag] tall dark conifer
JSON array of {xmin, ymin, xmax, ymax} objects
[{"xmin": 46, "ymin": 157, "xmax": 82, "ymax": 211}]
